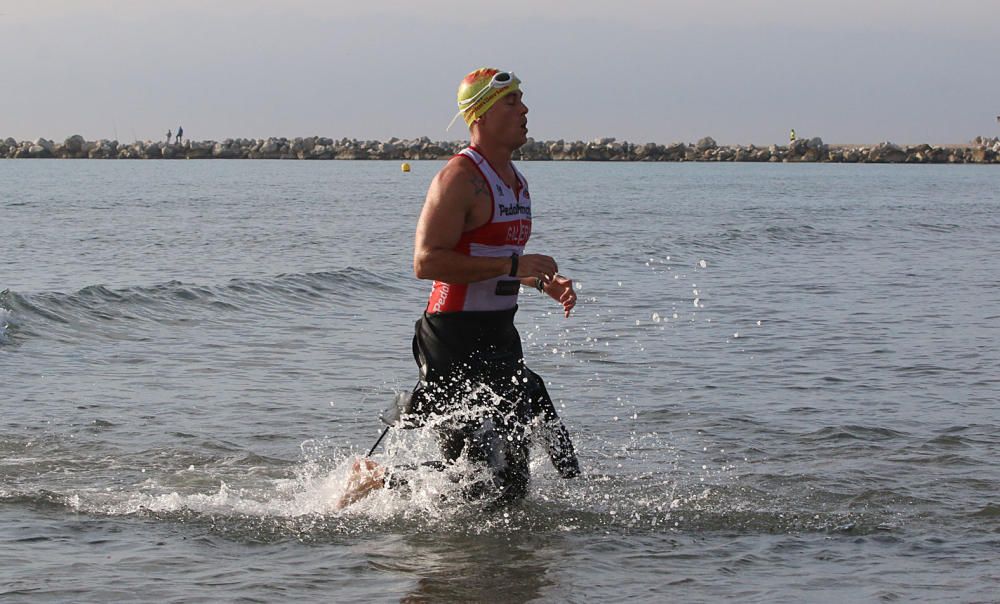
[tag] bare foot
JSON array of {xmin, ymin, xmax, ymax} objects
[{"xmin": 335, "ymin": 457, "xmax": 386, "ymax": 510}]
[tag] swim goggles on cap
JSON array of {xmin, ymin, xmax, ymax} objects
[
  {"xmin": 459, "ymin": 71, "xmax": 517, "ymax": 110},
  {"xmin": 446, "ymin": 71, "xmax": 520, "ymax": 131}
]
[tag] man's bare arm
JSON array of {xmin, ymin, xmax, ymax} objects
[
  {"xmin": 414, "ymin": 160, "xmax": 558, "ymax": 283},
  {"xmin": 413, "ymin": 160, "xmax": 510, "ymax": 283}
]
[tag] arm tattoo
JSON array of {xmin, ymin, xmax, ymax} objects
[{"xmin": 470, "ymin": 174, "xmax": 489, "ymax": 198}]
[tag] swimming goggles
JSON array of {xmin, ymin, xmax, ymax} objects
[
  {"xmin": 446, "ymin": 71, "xmax": 520, "ymax": 131},
  {"xmin": 458, "ymin": 71, "xmax": 519, "ymax": 110}
]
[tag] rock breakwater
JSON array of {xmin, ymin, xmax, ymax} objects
[{"xmin": 3, "ymin": 135, "xmax": 999, "ymax": 163}]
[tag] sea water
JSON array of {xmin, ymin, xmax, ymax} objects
[{"xmin": 2, "ymin": 159, "xmax": 999, "ymax": 602}]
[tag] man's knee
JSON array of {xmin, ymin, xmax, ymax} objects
[{"xmin": 470, "ymin": 419, "xmax": 530, "ymax": 503}]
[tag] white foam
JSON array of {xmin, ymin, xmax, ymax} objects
[
  {"xmin": 66, "ymin": 458, "xmax": 387, "ymax": 519},
  {"xmin": 64, "ymin": 426, "xmax": 502, "ymax": 525},
  {"xmin": 54, "ymin": 386, "xmax": 737, "ymax": 533}
]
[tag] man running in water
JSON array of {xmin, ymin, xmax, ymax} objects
[{"xmin": 338, "ymin": 68, "xmax": 579, "ymax": 509}]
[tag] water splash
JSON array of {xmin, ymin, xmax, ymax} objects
[
  {"xmin": 0, "ymin": 307, "xmax": 11, "ymax": 344},
  {"xmin": 0, "ymin": 420, "xmax": 893, "ymax": 542}
]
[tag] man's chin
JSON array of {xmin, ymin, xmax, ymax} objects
[{"xmin": 514, "ymin": 130, "xmax": 528, "ymax": 148}]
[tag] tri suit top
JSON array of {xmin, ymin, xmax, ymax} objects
[{"xmin": 425, "ymin": 146, "xmax": 532, "ymax": 314}]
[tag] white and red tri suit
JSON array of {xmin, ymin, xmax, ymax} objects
[{"xmin": 425, "ymin": 146, "xmax": 532, "ymax": 314}]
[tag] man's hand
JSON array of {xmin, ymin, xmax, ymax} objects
[
  {"xmin": 515, "ymin": 253, "xmax": 558, "ymax": 281},
  {"xmin": 544, "ymin": 274, "xmax": 576, "ymax": 318}
]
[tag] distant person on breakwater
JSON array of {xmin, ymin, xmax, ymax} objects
[
  {"xmin": 166, "ymin": 129, "xmax": 172, "ymax": 144},
  {"xmin": 790, "ymin": 129, "xmax": 796, "ymax": 143},
  {"xmin": 176, "ymin": 126, "xmax": 183, "ymax": 145},
  {"xmin": 336, "ymin": 67, "xmax": 581, "ymax": 509}
]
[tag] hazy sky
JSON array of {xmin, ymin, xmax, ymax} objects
[{"xmin": 2, "ymin": 0, "xmax": 998, "ymax": 144}]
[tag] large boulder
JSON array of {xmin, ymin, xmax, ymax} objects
[
  {"xmin": 516, "ymin": 138, "xmax": 548, "ymax": 160},
  {"xmin": 547, "ymin": 140, "xmax": 567, "ymax": 157},
  {"xmin": 631, "ymin": 142, "xmax": 657, "ymax": 160},
  {"xmin": 798, "ymin": 137, "xmax": 826, "ymax": 161},
  {"xmin": 658, "ymin": 143, "xmax": 676, "ymax": 160},
  {"xmin": 88, "ymin": 140, "xmax": 116, "ymax": 158},
  {"xmin": 34, "ymin": 138, "xmax": 55, "ymax": 152},
  {"xmin": 186, "ymin": 141, "xmax": 213, "ymax": 159},
  {"xmin": 869, "ymin": 141, "xmax": 907, "ymax": 163},
  {"xmin": 258, "ymin": 139, "xmax": 281, "ymax": 157},
  {"xmin": 924, "ymin": 146, "xmax": 948, "ymax": 163},
  {"xmin": 787, "ymin": 138, "xmax": 809, "ymax": 157},
  {"xmin": 63, "ymin": 134, "xmax": 86, "ymax": 155},
  {"xmin": 807, "ymin": 137, "xmax": 825, "ymax": 150},
  {"xmin": 695, "ymin": 136, "xmax": 717, "ymax": 151},
  {"xmin": 907, "ymin": 144, "xmax": 932, "ymax": 163},
  {"xmin": 311, "ymin": 145, "xmax": 335, "ymax": 159},
  {"xmin": 970, "ymin": 147, "xmax": 995, "ymax": 163},
  {"xmin": 212, "ymin": 141, "xmax": 241, "ymax": 158},
  {"xmin": 841, "ymin": 148, "xmax": 862, "ymax": 162},
  {"xmin": 580, "ymin": 142, "xmax": 608, "ymax": 160},
  {"xmin": 28, "ymin": 144, "xmax": 52, "ymax": 158}
]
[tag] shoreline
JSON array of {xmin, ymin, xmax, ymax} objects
[{"xmin": 4, "ymin": 135, "xmax": 999, "ymax": 163}]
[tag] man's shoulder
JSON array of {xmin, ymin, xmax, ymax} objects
[
  {"xmin": 424, "ymin": 154, "xmax": 493, "ymax": 215},
  {"xmin": 433, "ymin": 154, "xmax": 486, "ymax": 191},
  {"xmin": 439, "ymin": 152, "xmax": 478, "ymax": 177}
]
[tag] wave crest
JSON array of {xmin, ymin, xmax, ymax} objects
[{"xmin": 0, "ymin": 268, "xmax": 397, "ymax": 342}]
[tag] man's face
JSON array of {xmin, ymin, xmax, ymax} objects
[{"xmin": 478, "ymin": 90, "xmax": 529, "ymax": 148}]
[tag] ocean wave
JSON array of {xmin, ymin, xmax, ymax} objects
[
  {"xmin": 657, "ymin": 223, "xmax": 857, "ymax": 258},
  {"xmin": 801, "ymin": 425, "xmax": 908, "ymax": 443},
  {"xmin": 0, "ymin": 267, "xmax": 398, "ymax": 342},
  {"xmin": 968, "ymin": 503, "xmax": 1000, "ymax": 518}
]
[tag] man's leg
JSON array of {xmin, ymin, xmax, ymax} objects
[
  {"xmin": 465, "ymin": 417, "xmax": 530, "ymax": 504},
  {"xmin": 526, "ymin": 370, "xmax": 580, "ymax": 478}
]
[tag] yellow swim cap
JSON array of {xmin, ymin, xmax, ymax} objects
[{"xmin": 447, "ymin": 68, "xmax": 521, "ymax": 130}]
